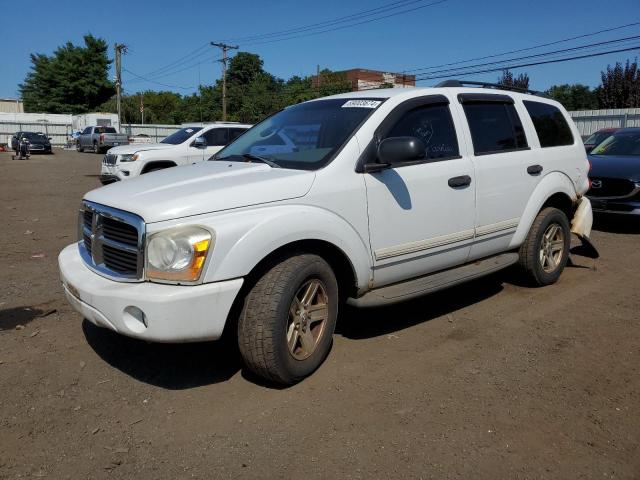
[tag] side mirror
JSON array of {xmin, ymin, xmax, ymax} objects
[
  {"xmin": 48, "ymin": 137, "xmax": 52, "ymax": 141},
  {"xmin": 377, "ymin": 136, "xmax": 426, "ymax": 165},
  {"xmin": 193, "ymin": 136, "xmax": 206, "ymax": 148}
]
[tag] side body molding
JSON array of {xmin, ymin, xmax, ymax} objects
[{"xmin": 509, "ymin": 171, "xmax": 578, "ymax": 248}]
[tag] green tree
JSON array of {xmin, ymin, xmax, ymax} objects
[
  {"xmin": 546, "ymin": 84, "xmax": 598, "ymax": 111},
  {"xmin": 598, "ymin": 59, "xmax": 640, "ymax": 108},
  {"xmin": 497, "ymin": 69, "xmax": 530, "ymax": 90},
  {"xmin": 20, "ymin": 35, "xmax": 115, "ymax": 114}
]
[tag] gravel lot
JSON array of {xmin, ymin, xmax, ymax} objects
[{"xmin": 1, "ymin": 148, "xmax": 639, "ymax": 479}]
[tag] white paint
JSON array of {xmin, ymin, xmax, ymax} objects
[{"xmin": 60, "ymin": 86, "xmax": 592, "ymax": 342}]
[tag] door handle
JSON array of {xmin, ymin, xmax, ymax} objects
[
  {"xmin": 527, "ymin": 164, "xmax": 543, "ymax": 175},
  {"xmin": 448, "ymin": 175, "xmax": 472, "ymax": 188}
]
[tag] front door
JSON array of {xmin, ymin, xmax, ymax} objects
[{"xmin": 364, "ymin": 97, "xmax": 476, "ymax": 287}]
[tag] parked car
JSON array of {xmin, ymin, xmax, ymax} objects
[
  {"xmin": 583, "ymin": 128, "xmax": 618, "ymax": 153},
  {"xmin": 77, "ymin": 126, "xmax": 129, "ymax": 154},
  {"xmin": 587, "ymin": 127, "xmax": 640, "ymax": 215},
  {"xmin": 11, "ymin": 131, "xmax": 52, "ymax": 154},
  {"xmin": 59, "ymin": 84, "xmax": 594, "ymax": 385},
  {"xmin": 99, "ymin": 122, "xmax": 251, "ymax": 184}
]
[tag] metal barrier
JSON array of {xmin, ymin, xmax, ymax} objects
[
  {"xmin": 121, "ymin": 124, "xmax": 181, "ymax": 143},
  {"xmin": 569, "ymin": 108, "xmax": 640, "ymax": 136},
  {"xmin": 0, "ymin": 121, "xmax": 73, "ymax": 147}
]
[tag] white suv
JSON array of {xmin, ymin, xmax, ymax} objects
[
  {"xmin": 100, "ymin": 122, "xmax": 251, "ymax": 184},
  {"xmin": 59, "ymin": 83, "xmax": 595, "ymax": 385}
]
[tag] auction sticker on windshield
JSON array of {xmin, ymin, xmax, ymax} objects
[{"xmin": 342, "ymin": 100, "xmax": 382, "ymax": 109}]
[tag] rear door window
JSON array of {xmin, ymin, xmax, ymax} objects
[
  {"xmin": 523, "ymin": 101, "xmax": 574, "ymax": 147},
  {"xmin": 462, "ymin": 102, "xmax": 528, "ymax": 155}
]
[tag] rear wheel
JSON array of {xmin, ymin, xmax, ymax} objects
[
  {"xmin": 518, "ymin": 207, "xmax": 571, "ymax": 286},
  {"xmin": 237, "ymin": 254, "xmax": 338, "ymax": 385},
  {"xmin": 93, "ymin": 142, "xmax": 100, "ymax": 154}
]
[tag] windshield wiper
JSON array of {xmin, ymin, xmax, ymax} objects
[{"xmin": 216, "ymin": 153, "xmax": 281, "ymax": 168}]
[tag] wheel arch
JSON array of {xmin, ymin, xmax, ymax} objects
[
  {"xmin": 200, "ymin": 205, "xmax": 372, "ymax": 295},
  {"xmin": 510, "ymin": 171, "xmax": 578, "ymax": 248}
]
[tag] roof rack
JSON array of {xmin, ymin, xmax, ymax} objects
[{"xmin": 435, "ymin": 79, "xmax": 547, "ymax": 97}]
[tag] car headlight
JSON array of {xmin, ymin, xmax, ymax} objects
[
  {"xmin": 146, "ymin": 226, "xmax": 213, "ymax": 283},
  {"xmin": 120, "ymin": 153, "xmax": 138, "ymax": 162}
]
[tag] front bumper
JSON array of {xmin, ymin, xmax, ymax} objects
[
  {"xmin": 588, "ymin": 197, "xmax": 640, "ymax": 215},
  {"xmin": 58, "ymin": 244, "xmax": 243, "ymax": 342}
]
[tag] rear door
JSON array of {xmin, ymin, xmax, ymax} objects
[
  {"xmin": 454, "ymin": 93, "xmax": 541, "ymax": 260},
  {"xmin": 363, "ymin": 95, "xmax": 476, "ymax": 287}
]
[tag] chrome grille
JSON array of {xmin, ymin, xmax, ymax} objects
[
  {"xmin": 103, "ymin": 154, "xmax": 117, "ymax": 165},
  {"xmin": 78, "ymin": 201, "xmax": 145, "ymax": 281}
]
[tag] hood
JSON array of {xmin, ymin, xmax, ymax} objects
[
  {"xmin": 588, "ymin": 154, "xmax": 640, "ymax": 182},
  {"xmin": 85, "ymin": 161, "xmax": 316, "ymax": 223},
  {"xmin": 107, "ymin": 143, "xmax": 173, "ymax": 155}
]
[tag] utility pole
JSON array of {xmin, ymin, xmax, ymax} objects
[
  {"xmin": 114, "ymin": 43, "xmax": 127, "ymax": 128},
  {"xmin": 211, "ymin": 42, "xmax": 238, "ymax": 121}
]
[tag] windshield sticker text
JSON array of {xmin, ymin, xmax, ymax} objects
[{"xmin": 342, "ymin": 100, "xmax": 382, "ymax": 109}]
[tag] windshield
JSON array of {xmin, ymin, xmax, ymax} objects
[
  {"xmin": 585, "ymin": 131, "xmax": 613, "ymax": 146},
  {"xmin": 22, "ymin": 132, "xmax": 47, "ymax": 140},
  {"xmin": 591, "ymin": 132, "xmax": 640, "ymax": 156},
  {"xmin": 161, "ymin": 127, "xmax": 203, "ymax": 145},
  {"xmin": 212, "ymin": 98, "xmax": 384, "ymax": 170}
]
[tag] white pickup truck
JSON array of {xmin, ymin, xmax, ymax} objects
[
  {"xmin": 100, "ymin": 122, "xmax": 251, "ymax": 184},
  {"xmin": 59, "ymin": 82, "xmax": 596, "ymax": 385}
]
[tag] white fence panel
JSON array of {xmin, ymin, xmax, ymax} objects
[{"xmin": 569, "ymin": 108, "xmax": 640, "ymax": 136}]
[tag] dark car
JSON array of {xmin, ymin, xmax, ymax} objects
[
  {"xmin": 583, "ymin": 128, "xmax": 618, "ymax": 153},
  {"xmin": 11, "ymin": 131, "xmax": 53, "ymax": 154},
  {"xmin": 587, "ymin": 128, "xmax": 640, "ymax": 215}
]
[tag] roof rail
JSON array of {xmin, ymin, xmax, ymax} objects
[{"xmin": 435, "ymin": 79, "xmax": 547, "ymax": 97}]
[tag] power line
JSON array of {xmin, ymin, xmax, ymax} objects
[
  {"xmin": 122, "ymin": 67, "xmax": 196, "ymax": 90},
  {"xmin": 223, "ymin": 0, "xmax": 441, "ymax": 43},
  {"xmin": 124, "ymin": 57, "xmax": 221, "ymax": 84},
  {"xmin": 228, "ymin": 0, "xmax": 449, "ymax": 47},
  {"xmin": 409, "ymin": 35, "xmax": 640, "ymax": 78},
  {"xmin": 142, "ymin": 43, "xmax": 210, "ymax": 77},
  {"xmin": 415, "ymin": 45, "xmax": 640, "ymax": 82},
  {"xmin": 403, "ymin": 21, "xmax": 640, "ymax": 73}
]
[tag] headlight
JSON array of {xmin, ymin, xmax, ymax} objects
[
  {"xmin": 120, "ymin": 153, "xmax": 138, "ymax": 162},
  {"xmin": 146, "ymin": 226, "xmax": 213, "ymax": 283}
]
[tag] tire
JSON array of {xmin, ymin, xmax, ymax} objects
[
  {"xmin": 76, "ymin": 144, "xmax": 83, "ymax": 153},
  {"xmin": 93, "ymin": 142, "xmax": 100, "ymax": 154},
  {"xmin": 238, "ymin": 254, "xmax": 338, "ymax": 385},
  {"xmin": 518, "ymin": 207, "xmax": 571, "ymax": 286}
]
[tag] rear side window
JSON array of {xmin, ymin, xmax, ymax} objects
[
  {"xmin": 523, "ymin": 101, "xmax": 574, "ymax": 147},
  {"xmin": 229, "ymin": 128, "xmax": 246, "ymax": 141},
  {"xmin": 386, "ymin": 104, "xmax": 459, "ymax": 160},
  {"xmin": 462, "ymin": 103, "xmax": 528, "ymax": 155}
]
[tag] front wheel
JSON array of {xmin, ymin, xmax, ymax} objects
[
  {"xmin": 518, "ymin": 207, "xmax": 571, "ymax": 286},
  {"xmin": 237, "ymin": 254, "xmax": 338, "ymax": 385}
]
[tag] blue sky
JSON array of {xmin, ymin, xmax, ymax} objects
[{"xmin": 1, "ymin": 0, "xmax": 639, "ymax": 99}]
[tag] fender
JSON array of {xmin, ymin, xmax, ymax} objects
[
  {"xmin": 194, "ymin": 205, "xmax": 373, "ymax": 290},
  {"xmin": 509, "ymin": 171, "xmax": 578, "ymax": 248}
]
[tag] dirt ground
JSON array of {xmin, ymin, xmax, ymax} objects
[{"xmin": 0, "ymin": 148, "xmax": 639, "ymax": 479}]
